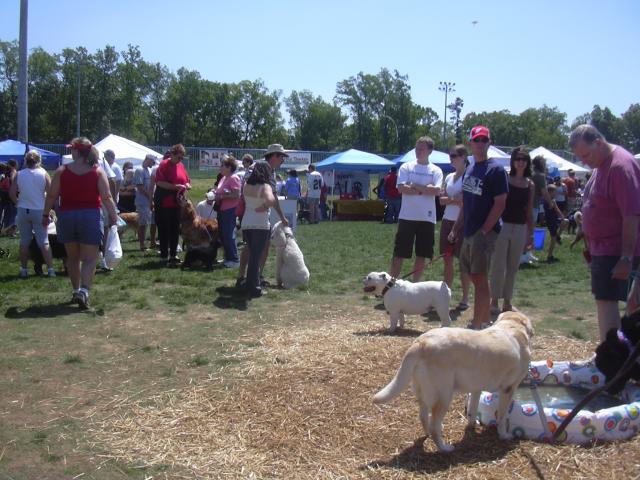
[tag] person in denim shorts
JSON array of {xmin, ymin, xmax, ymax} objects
[
  {"xmin": 42, "ymin": 137, "xmax": 118, "ymax": 309},
  {"xmin": 570, "ymin": 124, "xmax": 640, "ymax": 342}
]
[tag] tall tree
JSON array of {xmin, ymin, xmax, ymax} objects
[
  {"xmin": 621, "ymin": 103, "xmax": 640, "ymax": 153},
  {"xmin": 0, "ymin": 40, "xmax": 19, "ymax": 138},
  {"xmin": 447, "ymin": 97, "xmax": 464, "ymax": 144},
  {"xmin": 286, "ymin": 90, "xmax": 345, "ymax": 150}
]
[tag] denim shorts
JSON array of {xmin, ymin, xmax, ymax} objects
[
  {"xmin": 57, "ymin": 209, "xmax": 104, "ymax": 245},
  {"xmin": 591, "ymin": 255, "xmax": 639, "ymax": 302}
]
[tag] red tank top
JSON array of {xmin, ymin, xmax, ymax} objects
[{"xmin": 59, "ymin": 166, "xmax": 102, "ymax": 211}]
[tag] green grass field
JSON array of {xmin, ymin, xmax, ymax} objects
[{"xmin": 0, "ymin": 187, "xmax": 604, "ymax": 478}]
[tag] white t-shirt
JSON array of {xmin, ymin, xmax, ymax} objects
[
  {"xmin": 111, "ymin": 162, "xmax": 124, "ymax": 182},
  {"xmin": 196, "ymin": 200, "xmax": 217, "ymax": 220},
  {"xmin": 98, "ymin": 158, "xmax": 115, "ymax": 179},
  {"xmin": 16, "ymin": 167, "xmax": 47, "ymax": 210},
  {"xmin": 306, "ymin": 170, "xmax": 323, "ymax": 199},
  {"xmin": 397, "ymin": 161, "xmax": 443, "ymax": 223},
  {"xmin": 442, "ymin": 172, "xmax": 463, "ymax": 221}
]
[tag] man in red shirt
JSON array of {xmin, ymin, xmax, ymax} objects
[{"xmin": 383, "ymin": 166, "xmax": 401, "ymax": 223}]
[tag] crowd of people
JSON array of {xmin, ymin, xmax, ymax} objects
[
  {"xmin": 386, "ymin": 124, "xmax": 639, "ymax": 338},
  {"xmin": 3, "ymin": 124, "xmax": 638, "ymax": 334}
]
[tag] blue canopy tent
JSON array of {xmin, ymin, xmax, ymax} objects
[
  {"xmin": 394, "ymin": 148, "xmax": 455, "ymax": 175},
  {"xmin": 315, "ymin": 148, "xmax": 395, "ymax": 172},
  {"xmin": 0, "ymin": 140, "xmax": 61, "ymax": 169},
  {"xmin": 315, "ymin": 149, "xmax": 394, "ymax": 218}
]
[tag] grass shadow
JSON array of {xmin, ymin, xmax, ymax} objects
[
  {"xmin": 128, "ymin": 260, "xmax": 169, "ymax": 271},
  {"xmin": 362, "ymin": 429, "xmax": 517, "ymax": 475},
  {"xmin": 5, "ymin": 303, "xmax": 104, "ymax": 319},
  {"xmin": 373, "ymin": 302, "xmax": 386, "ymax": 311},
  {"xmin": 213, "ymin": 286, "xmax": 249, "ymax": 311},
  {"xmin": 353, "ymin": 327, "xmax": 422, "ymax": 338}
]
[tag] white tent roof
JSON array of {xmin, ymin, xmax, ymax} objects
[
  {"xmin": 63, "ymin": 134, "xmax": 162, "ymax": 166},
  {"xmin": 529, "ymin": 146, "xmax": 590, "ymax": 177},
  {"xmin": 635, "ymin": 153, "xmax": 640, "ymax": 160},
  {"xmin": 488, "ymin": 145, "xmax": 510, "ymax": 158}
]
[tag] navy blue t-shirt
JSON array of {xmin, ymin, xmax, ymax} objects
[{"xmin": 461, "ymin": 159, "xmax": 509, "ymax": 237}]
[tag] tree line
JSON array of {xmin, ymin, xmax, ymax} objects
[{"xmin": 1, "ymin": 40, "xmax": 639, "ymax": 154}]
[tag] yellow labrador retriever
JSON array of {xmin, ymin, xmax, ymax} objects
[{"xmin": 373, "ymin": 311, "xmax": 533, "ymax": 452}]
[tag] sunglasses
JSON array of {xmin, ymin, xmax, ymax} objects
[
  {"xmin": 449, "ymin": 154, "xmax": 461, "ymax": 159},
  {"xmin": 472, "ymin": 137, "xmax": 489, "ymax": 143},
  {"xmin": 514, "ymin": 157, "xmax": 528, "ymax": 162}
]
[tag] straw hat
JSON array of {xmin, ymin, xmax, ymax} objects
[{"xmin": 264, "ymin": 144, "xmax": 289, "ymax": 157}]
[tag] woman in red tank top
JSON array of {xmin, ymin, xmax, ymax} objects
[{"xmin": 42, "ymin": 137, "xmax": 118, "ymax": 310}]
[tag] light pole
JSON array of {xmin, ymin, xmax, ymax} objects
[
  {"xmin": 438, "ymin": 81, "xmax": 455, "ymax": 145},
  {"xmin": 380, "ymin": 113, "xmax": 399, "ymax": 151},
  {"xmin": 17, "ymin": 0, "xmax": 28, "ymax": 144}
]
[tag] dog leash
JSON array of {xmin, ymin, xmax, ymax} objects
[{"xmin": 552, "ymin": 339, "xmax": 640, "ymax": 441}]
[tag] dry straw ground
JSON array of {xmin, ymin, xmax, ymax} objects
[{"xmin": 87, "ymin": 307, "xmax": 640, "ymax": 479}]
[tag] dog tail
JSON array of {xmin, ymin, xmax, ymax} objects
[{"xmin": 373, "ymin": 344, "xmax": 419, "ymax": 404}]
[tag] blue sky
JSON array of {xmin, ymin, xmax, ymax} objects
[{"xmin": 2, "ymin": 0, "xmax": 639, "ymax": 124}]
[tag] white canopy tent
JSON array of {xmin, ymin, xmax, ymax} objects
[
  {"xmin": 529, "ymin": 146, "xmax": 590, "ymax": 178},
  {"xmin": 635, "ymin": 153, "xmax": 640, "ymax": 160},
  {"xmin": 63, "ymin": 134, "xmax": 162, "ymax": 166}
]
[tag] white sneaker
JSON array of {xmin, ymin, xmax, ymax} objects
[
  {"xmin": 176, "ymin": 244, "xmax": 183, "ymax": 253},
  {"xmin": 223, "ymin": 261, "xmax": 240, "ymax": 268},
  {"xmin": 47, "ymin": 268, "xmax": 56, "ymax": 277},
  {"xmin": 19, "ymin": 268, "xmax": 28, "ymax": 279}
]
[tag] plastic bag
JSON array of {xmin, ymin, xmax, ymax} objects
[{"xmin": 104, "ymin": 225, "xmax": 123, "ymax": 268}]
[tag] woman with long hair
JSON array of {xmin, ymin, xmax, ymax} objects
[
  {"xmin": 240, "ymin": 162, "xmax": 277, "ymax": 298},
  {"xmin": 489, "ymin": 147, "xmax": 534, "ymax": 313},
  {"xmin": 43, "ymin": 137, "xmax": 118, "ymax": 309},
  {"xmin": 9, "ymin": 150, "xmax": 55, "ymax": 277},
  {"xmin": 439, "ymin": 145, "xmax": 471, "ymax": 309}
]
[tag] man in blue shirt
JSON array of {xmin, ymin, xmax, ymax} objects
[{"xmin": 450, "ymin": 126, "xmax": 508, "ymax": 329}]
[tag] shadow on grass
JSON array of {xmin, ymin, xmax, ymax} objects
[
  {"xmin": 128, "ymin": 260, "xmax": 169, "ymax": 271},
  {"xmin": 5, "ymin": 303, "xmax": 104, "ymax": 319},
  {"xmin": 353, "ymin": 327, "xmax": 422, "ymax": 338},
  {"xmin": 362, "ymin": 429, "xmax": 518, "ymax": 475},
  {"xmin": 420, "ymin": 309, "xmax": 466, "ymax": 323},
  {"xmin": 213, "ymin": 286, "xmax": 249, "ymax": 311}
]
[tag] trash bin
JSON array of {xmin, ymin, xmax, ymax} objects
[{"xmin": 533, "ymin": 227, "xmax": 546, "ymax": 250}]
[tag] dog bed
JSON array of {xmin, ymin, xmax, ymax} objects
[{"xmin": 475, "ymin": 360, "xmax": 640, "ymax": 443}]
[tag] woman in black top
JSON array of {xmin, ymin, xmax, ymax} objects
[{"xmin": 489, "ymin": 147, "xmax": 534, "ymax": 314}]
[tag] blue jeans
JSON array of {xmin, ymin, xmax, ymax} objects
[
  {"xmin": 218, "ymin": 207, "xmax": 238, "ymax": 262},
  {"xmin": 385, "ymin": 197, "xmax": 401, "ymax": 223},
  {"xmin": 244, "ymin": 229, "xmax": 270, "ymax": 294}
]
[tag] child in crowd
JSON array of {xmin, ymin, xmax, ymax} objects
[
  {"xmin": 543, "ymin": 183, "xmax": 568, "ymax": 263},
  {"xmin": 284, "ymin": 169, "xmax": 301, "ymax": 200}
]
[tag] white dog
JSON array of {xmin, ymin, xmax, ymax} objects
[
  {"xmin": 373, "ymin": 311, "xmax": 533, "ymax": 452},
  {"xmin": 271, "ymin": 221, "xmax": 310, "ymax": 289},
  {"xmin": 363, "ymin": 272, "xmax": 451, "ymax": 331}
]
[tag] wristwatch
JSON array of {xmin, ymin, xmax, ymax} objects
[{"xmin": 620, "ymin": 255, "xmax": 633, "ymax": 263}]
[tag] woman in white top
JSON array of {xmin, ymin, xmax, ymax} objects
[
  {"xmin": 240, "ymin": 162, "xmax": 277, "ymax": 298},
  {"xmin": 439, "ymin": 145, "xmax": 471, "ymax": 309},
  {"xmin": 9, "ymin": 150, "xmax": 55, "ymax": 278}
]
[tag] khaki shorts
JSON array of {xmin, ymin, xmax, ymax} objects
[
  {"xmin": 137, "ymin": 206, "xmax": 154, "ymax": 226},
  {"xmin": 460, "ymin": 230, "xmax": 498, "ymax": 275}
]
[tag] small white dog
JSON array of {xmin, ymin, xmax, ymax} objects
[
  {"xmin": 363, "ymin": 272, "xmax": 451, "ymax": 331},
  {"xmin": 271, "ymin": 221, "xmax": 310, "ymax": 289},
  {"xmin": 373, "ymin": 311, "xmax": 534, "ymax": 452}
]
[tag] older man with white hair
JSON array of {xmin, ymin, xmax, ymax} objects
[
  {"xmin": 570, "ymin": 124, "xmax": 640, "ymax": 341},
  {"xmin": 134, "ymin": 154, "xmax": 157, "ymax": 251}
]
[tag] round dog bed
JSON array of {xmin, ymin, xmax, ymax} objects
[{"xmin": 476, "ymin": 360, "xmax": 640, "ymax": 443}]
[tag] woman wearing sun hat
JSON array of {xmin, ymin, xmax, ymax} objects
[{"xmin": 42, "ymin": 137, "xmax": 118, "ymax": 309}]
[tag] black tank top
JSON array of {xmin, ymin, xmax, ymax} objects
[{"xmin": 502, "ymin": 183, "xmax": 530, "ymax": 224}]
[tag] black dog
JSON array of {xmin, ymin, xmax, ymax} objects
[
  {"xmin": 29, "ymin": 234, "xmax": 67, "ymax": 275},
  {"xmin": 595, "ymin": 310, "xmax": 640, "ymax": 394},
  {"xmin": 181, "ymin": 241, "xmax": 220, "ymax": 270}
]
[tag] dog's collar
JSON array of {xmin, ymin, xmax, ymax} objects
[{"xmin": 380, "ymin": 277, "xmax": 397, "ymax": 296}]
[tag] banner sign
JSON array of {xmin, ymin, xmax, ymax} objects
[
  {"xmin": 199, "ymin": 149, "xmax": 228, "ymax": 168},
  {"xmin": 282, "ymin": 151, "xmax": 311, "ymax": 170},
  {"xmin": 332, "ymin": 171, "xmax": 370, "ymax": 199}
]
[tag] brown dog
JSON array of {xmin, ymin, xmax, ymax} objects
[
  {"xmin": 117, "ymin": 212, "xmax": 139, "ymax": 240},
  {"xmin": 373, "ymin": 311, "xmax": 533, "ymax": 452},
  {"xmin": 177, "ymin": 195, "xmax": 219, "ymax": 248}
]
